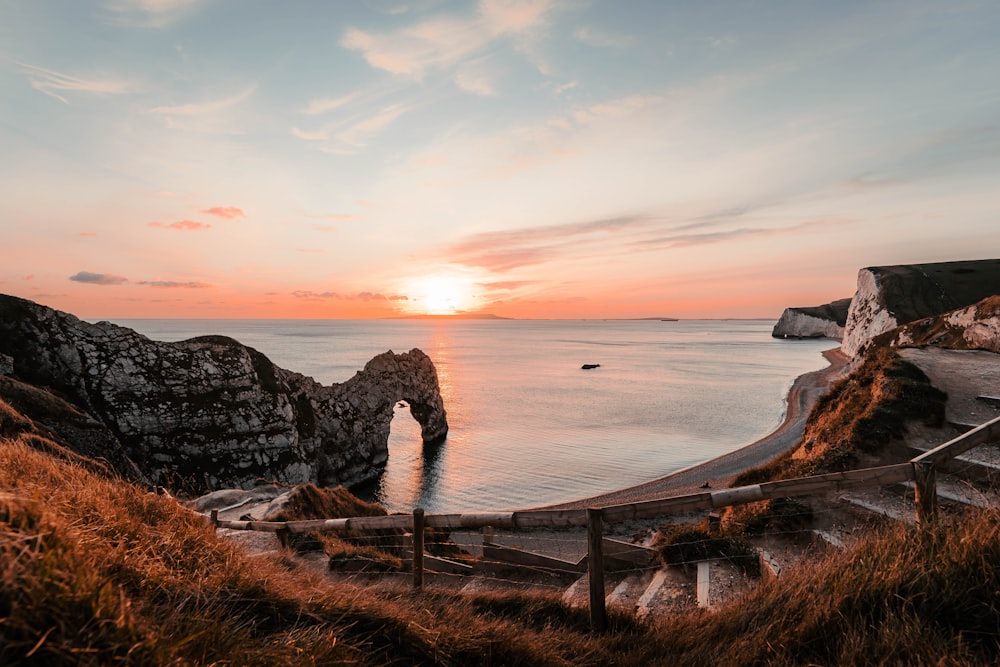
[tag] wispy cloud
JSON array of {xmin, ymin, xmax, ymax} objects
[
  {"xmin": 201, "ymin": 206, "xmax": 244, "ymax": 219},
  {"xmin": 18, "ymin": 62, "xmax": 133, "ymax": 104},
  {"xmin": 479, "ymin": 0, "xmax": 555, "ymax": 33},
  {"xmin": 103, "ymin": 0, "xmax": 203, "ymax": 28},
  {"xmin": 79, "ymin": 232, "xmax": 98, "ymax": 237},
  {"xmin": 69, "ymin": 271, "xmax": 128, "ymax": 285},
  {"xmin": 553, "ymin": 80, "xmax": 578, "ymax": 95},
  {"xmin": 148, "ymin": 220, "xmax": 211, "ymax": 230},
  {"xmin": 68, "ymin": 270, "xmax": 212, "ymax": 288},
  {"xmin": 340, "ymin": 0, "xmax": 555, "ymax": 79},
  {"xmin": 574, "ymin": 26, "xmax": 636, "ymax": 49},
  {"xmin": 443, "ymin": 214, "xmax": 647, "ymax": 271},
  {"xmin": 439, "ymin": 209, "xmax": 839, "ymax": 276},
  {"xmin": 627, "ymin": 220, "xmax": 831, "ymax": 249},
  {"xmin": 312, "ymin": 213, "xmax": 357, "ymax": 221},
  {"xmin": 137, "ymin": 280, "xmax": 212, "ymax": 288},
  {"xmin": 478, "ymin": 279, "xmax": 538, "ymax": 292},
  {"xmin": 341, "ymin": 105, "xmax": 408, "ymax": 147},
  {"xmin": 303, "ymin": 92, "xmax": 359, "ymax": 115},
  {"xmin": 292, "ymin": 290, "xmax": 407, "ymax": 301},
  {"xmin": 455, "ymin": 58, "xmax": 499, "ymax": 96},
  {"xmin": 150, "ymin": 85, "xmax": 256, "ymax": 118},
  {"xmin": 291, "ymin": 127, "xmax": 329, "ymax": 141}
]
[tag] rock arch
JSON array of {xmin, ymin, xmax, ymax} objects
[{"xmin": 0, "ymin": 294, "xmax": 448, "ymax": 492}]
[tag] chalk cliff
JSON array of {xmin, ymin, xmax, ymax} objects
[
  {"xmin": 878, "ymin": 295, "xmax": 1000, "ymax": 354},
  {"xmin": 841, "ymin": 259, "xmax": 1000, "ymax": 357},
  {"xmin": 772, "ymin": 298, "xmax": 851, "ymax": 340},
  {"xmin": 0, "ymin": 294, "xmax": 448, "ymax": 492}
]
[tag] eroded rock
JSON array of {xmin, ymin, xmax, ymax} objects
[
  {"xmin": 879, "ymin": 295, "xmax": 1000, "ymax": 354},
  {"xmin": 0, "ymin": 294, "xmax": 448, "ymax": 492},
  {"xmin": 841, "ymin": 259, "xmax": 1000, "ymax": 356}
]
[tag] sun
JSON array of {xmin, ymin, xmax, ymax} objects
[{"xmin": 404, "ymin": 274, "xmax": 478, "ymax": 315}]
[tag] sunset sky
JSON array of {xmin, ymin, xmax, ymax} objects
[{"xmin": 2, "ymin": 1, "xmax": 998, "ymax": 320}]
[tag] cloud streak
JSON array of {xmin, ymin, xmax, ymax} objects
[
  {"xmin": 148, "ymin": 220, "xmax": 211, "ymax": 230},
  {"xmin": 150, "ymin": 85, "xmax": 256, "ymax": 123},
  {"xmin": 292, "ymin": 290, "xmax": 408, "ymax": 301},
  {"xmin": 69, "ymin": 271, "xmax": 128, "ymax": 285},
  {"xmin": 103, "ymin": 0, "xmax": 203, "ymax": 28},
  {"xmin": 440, "ymin": 209, "xmax": 840, "ymax": 275},
  {"xmin": 339, "ymin": 0, "xmax": 555, "ymax": 79},
  {"xmin": 137, "ymin": 280, "xmax": 211, "ymax": 288},
  {"xmin": 574, "ymin": 26, "xmax": 636, "ymax": 49},
  {"xmin": 18, "ymin": 62, "xmax": 133, "ymax": 104},
  {"xmin": 201, "ymin": 206, "xmax": 244, "ymax": 219}
]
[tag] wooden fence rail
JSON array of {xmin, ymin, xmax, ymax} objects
[{"xmin": 208, "ymin": 413, "xmax": 1000, "ymax": 632}]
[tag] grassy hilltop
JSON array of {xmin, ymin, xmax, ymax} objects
[{"xmin": 3, "ymin": 342, "xmax": 1000, "ymax": 666}]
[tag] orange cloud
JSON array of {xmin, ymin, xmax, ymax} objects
[
  {"xmin": 79, "ymin": 232, "xmax": 97, "ymax": 237},
  {"xmin": 292, "ymin": 290, "xmax": 407, "ymax": 302},
  {"xmin": 201, "ymin": 206, "xmax": 245, "ymax": 219},
  {"xmin": 148, "ymin": 220, "xmax": 211, "ymax": 230}
]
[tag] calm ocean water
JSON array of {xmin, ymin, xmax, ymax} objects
[{"xmin": 114, "ymin": 318, "xmax": 835, "ymax": 513}]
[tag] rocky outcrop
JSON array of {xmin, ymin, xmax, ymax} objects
[
  {"xmin": 841, "ymin": 259, "xmax": 1000, "ymax": 357},
  {"xmin": 878, "ymin": 296, "xmax": 1000, "ymax": 354},
  {"xmin": 0, "ymin": 294, "xmax": 448, "ymax": 492},
  {"xmin": 772, "ymin": 298, "xmax": 851, "ymax": 340}
]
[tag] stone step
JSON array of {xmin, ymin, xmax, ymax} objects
[
  {"xmin": 839, "ymin": 492, "xmax": 915, "ymax": 524},
  {"xmin": 898, "ymin": 476, "xmax": 1000, "ymax": 510},
  {"xmin": 906, "ymin": 441, "xmax": 1000, "ymax": 479},
  {"xmin": 636, "ymin": 570, "xmax": 671, "ymax": 618},
  {"xmin": 561, "ymin": 574, "xmax": 589, "ymax": 607},
  {"xmin": 605, "ymin": 570, "xmax": 655, "ymax": 611},
  {"xmin": 977, "ymin": 395, "xmax": 1000, "ymax": 409}
]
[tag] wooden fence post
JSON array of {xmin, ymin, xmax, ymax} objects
[
  {"xmin": 413, "ymin": 507, "xmax": 425, "ymax": 591},
  {"xmin": 912, "ymin": 462, "xmax": 938, "ymax": 525},
  {"xmin": 587, "ymin": 508, "xmax": 607, "ymax": 633}
]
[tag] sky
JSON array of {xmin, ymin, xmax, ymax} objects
[{"xmin": 1, "ymin": 0, "xmax": 999, "ymax": 320}]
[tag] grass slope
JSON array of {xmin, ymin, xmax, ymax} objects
[{"xmin": 3, "ymin": 374, "xmax": 1000, "ymax": 664}]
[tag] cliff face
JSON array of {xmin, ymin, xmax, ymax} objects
[
  {"xmin": 841, "ymin": 259, "xmax": 1000, "ymax": 356},
  {"xmin": 879, "ymin": 295, "xmax": 1000, "ymax": 354},
  {"xmin": 0, "ymin": 294, "xmax": 448, "ymax": 492},
  {"xmin": 772, "ymin": 298, "xmax": 851, "ymax": 340}
]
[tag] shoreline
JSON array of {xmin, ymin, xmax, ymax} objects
[{"xmin": 540, "ymin": 346, "xmax": 849, "ymax": 510}]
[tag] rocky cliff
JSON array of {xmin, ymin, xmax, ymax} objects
[
  {"xmin": 841, "ymin": 259, "xmax": 1000, "ymax": 356},
  {"xmin": 0, "ymin": 294, "xmax": 448, "ymax": 492},
  {"xmin": 877, "ymin": 295, "xmax": 1000, "ymax": 354},
  {"xmin": 772, "ymin": 298, "xmax": 851, "ymax": 340}
]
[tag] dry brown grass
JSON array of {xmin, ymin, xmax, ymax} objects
[
  {"xmin": 647, "ymin": 509, "xmax": 1000, "ymax": 666},
  {"xmin": 4, "ymin": 391, "xmax": 1000, "ymax": 665},
  {"xmin": 0, "ymin": 428, "xmax": 642, "ymax": 665},
  {"xmin": 735, "ymin": 345, "xmax": 947, "ymax": 487}
]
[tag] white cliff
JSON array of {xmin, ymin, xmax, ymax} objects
[
  {"xmin": 841, "ymin": 259, "xmax": 1000, "ymax": 357},
  {"xmin": 772, "ymin": 298, "xmax": 851, "ymax": 340}
]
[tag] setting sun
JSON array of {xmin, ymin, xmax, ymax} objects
[{"xmin": 403, "ymin": 274, "xmax": 478, "ymax": 315}]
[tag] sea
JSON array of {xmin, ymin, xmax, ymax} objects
[{"xmin": 114, "ymin": 318, "xmax": 836, "ymax": 513}]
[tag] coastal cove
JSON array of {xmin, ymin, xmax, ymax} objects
[{"xmin": 118, "ymin": 318, "xmax": 835, "ymax": 513}]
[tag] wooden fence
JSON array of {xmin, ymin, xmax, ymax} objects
[{"xmin": 209, "ymin": 414, "xmax": 1000, "ymax": 632}]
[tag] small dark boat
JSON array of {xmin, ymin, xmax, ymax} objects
[{"xmin": 581, "ymin": 364, "xmax": 601, "ymax": 370}]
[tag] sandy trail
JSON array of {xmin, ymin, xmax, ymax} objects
[{"xmin": 542, "ymin": 347, "xmax": 849, "ymax": 510}]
